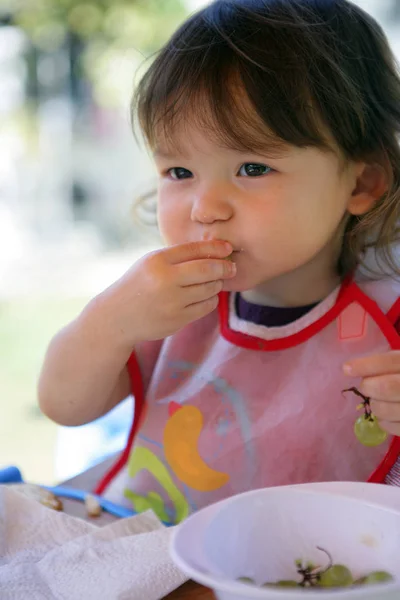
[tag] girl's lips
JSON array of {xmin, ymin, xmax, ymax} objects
[{"xmin": 228, "ymin": 250, "xmax": 243, "ymax": 262}]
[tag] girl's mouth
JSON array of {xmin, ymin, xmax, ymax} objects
[{"xmin": 227, "ymin": 249, "xmax": 243, "ymax": 262}]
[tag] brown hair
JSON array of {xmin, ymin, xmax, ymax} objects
[{"xmin": 133, "ymin": 0, "xmax": 400, "ymax": 276}]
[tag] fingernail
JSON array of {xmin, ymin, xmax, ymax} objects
[
  {"xmin": 343, "ymin": 364, "xmax": 353, "ymax": 375},
  {"xmin": 230, "ymin": 262, "xmax": 237, "ymax": 276}
]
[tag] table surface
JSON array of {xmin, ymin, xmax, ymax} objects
[{"xmin": 61, "ymin": 455, "xmax": 215, "ymax": 600}]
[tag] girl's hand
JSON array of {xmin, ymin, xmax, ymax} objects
[
  {"xmin": 99, "ymin": 240, "xmax": 236, "ymax": 347},
  {"xmin": 344, "ymin": 352, "xmax": 400, "ymax": 436}
]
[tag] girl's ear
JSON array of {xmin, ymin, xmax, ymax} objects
[{"xmin": 347, "ymin": 162, "xmax": 389, "ymax": 216}]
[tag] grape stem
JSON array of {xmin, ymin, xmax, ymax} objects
[
  {"xmin": 342, "ymin": 387, "xmax": 373, "ymax": 420},
  {"xmin": 296, "ymin": 547, "xmax": 333, "ymax": 587}
]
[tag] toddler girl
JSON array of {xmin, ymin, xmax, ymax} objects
[{"xmin": 39, "ymin": 0, "xmax": 400, "ymax": 524}]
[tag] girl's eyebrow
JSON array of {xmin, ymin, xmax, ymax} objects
[
  {"xmin": 153, "ymin": 148, "xmax": 190, "ymax": 160},
  {"xmin": 153, "ymin": 144, "xmax": 293, "ymax": 160}
]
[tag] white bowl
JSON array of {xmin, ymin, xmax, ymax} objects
[{"xmin": 170, "ymin": 482, "xmax": 400, "ymax": 600}]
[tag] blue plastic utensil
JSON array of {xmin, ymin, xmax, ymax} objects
[
  {"xmin": 0, "ymin": 466, "xmax": 136, "ymax": 519},
  {"xmin": 44, "ymin": 485, "xmax": 137, "ymax": 519}
]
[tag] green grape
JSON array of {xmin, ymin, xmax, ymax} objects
[
  {"xmin": 362, "ymin": 571, "xmax": 394, "ymax": 585},
  {"xmin": 319, "ymin": 565, "xmax": 353, "ymax": 587},
  {"xmin": 237, "ymin": 577, "xmax": 254, "ymax": 585},
  {"xmin": 354, "ymin": 414, "xmax": 388, "ymax": 447}
]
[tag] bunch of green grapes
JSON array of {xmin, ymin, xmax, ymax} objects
[{"xmin": 237, "ymin": 547, "xmax": 393, "ymax": 590}]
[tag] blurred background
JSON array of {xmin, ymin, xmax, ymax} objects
[{"xmin": 0, "ymin": 0, "xmax": 399, "ymax": 485}]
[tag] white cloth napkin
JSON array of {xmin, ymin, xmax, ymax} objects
[{"xmin": 0, "ymin": 485, "xmax": 188, "ymax": 600}]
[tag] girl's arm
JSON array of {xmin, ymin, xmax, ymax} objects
[
  {"xmin": 38, "ymin": 294, "xmax": 132, "ymax": 426},
  {"xmin": 38, "ymin": 240, "xmax": 235, "ymax": 427}
]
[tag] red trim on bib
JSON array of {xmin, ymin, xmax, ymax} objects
[
  {"xmin": 387, "ymin": 297, "xmax": 400, "ymax": 325},
  {"xmin": 219, "ymin": 277, "xmax": 400, "ymax": 352},
  {"xmin": 94, "ymin": 351, "xmax": 145, "ymax": 495},
  {"xmin": 371, "ymin": 314, "xmax": 400, "ymax": 483},
  {"xmin": 219, "ymin": 276, "xmax": 350, "ymax": 351},
  {"xmin": 348, "ymin": 285, "xmax": 400, "ymax": 349},
  {"xmin": 368, "ymin": 437, "xmax": 400, "ymax": 483}
]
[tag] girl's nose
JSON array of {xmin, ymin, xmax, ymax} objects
[{"xmin": 190, "ymin": 187, "xmax": 233, "ymax": 224}]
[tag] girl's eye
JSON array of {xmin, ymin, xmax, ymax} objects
[
  {"xmin": 238, "ymin": 163, "xmax": 272, "ymax": 177},
  {"xmin": 167, "ymin": 167, "xmax": 193, "ymax": 180}
]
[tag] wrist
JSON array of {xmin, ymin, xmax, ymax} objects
[{"xmin": 80, "ymin": 290, "xmax": 136, "ymax": 360}]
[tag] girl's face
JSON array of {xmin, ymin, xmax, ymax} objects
[{"xmin": 153, "ymin": 123, "xmax": 359, "ymax": 305}]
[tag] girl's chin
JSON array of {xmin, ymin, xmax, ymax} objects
[
  {"xmin": 221, "ymin": 270, "xmax": 277, "ymax": 293},
  {"xmin": 221, "ymin": 278, "xmax": 252, "ymax": 293}
]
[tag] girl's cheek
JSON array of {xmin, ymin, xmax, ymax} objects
[{"xmin": 158, "ymin": 205, "xmax": 183, "ymax": 242}]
